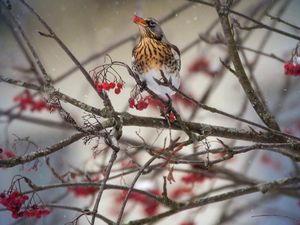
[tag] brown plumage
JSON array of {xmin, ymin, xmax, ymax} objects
[
  {"xmin": 132, "ymin": 16, "xmax": 181, "ymax": 96},
  {"xmin": 133, "ymin": 37, "xmax": 179, "ymax": 73}
]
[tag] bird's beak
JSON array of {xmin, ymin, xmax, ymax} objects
[{"xmin": 133, "ymin": 16, "xmax": 147, "ymax": 27}]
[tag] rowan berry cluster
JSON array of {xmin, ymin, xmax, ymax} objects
[
  {"xmin": 13, "ymin": 90, "xmax": 55, "ymax": 112},
  {"xmin": 260, "ymin": 154, "xmax": 282, "ymax": 171},
  {"xmin": 0, "ymin": 191, "xmax": 50, "ymax": 219},
  {"xmin": 0, "ymin": 149, "xmax": 16, "ymax": 160},
  {"xmin": 167, "ymin": 111, "xmax": 176, "ymax": 123},
  {"xmin": 284, "ymin": 63, "xmax": 300, "ymax": 76},
  {"xmin": 116, "ymin": 189, "xmax": 160, "ymax": 216},
  {"xmin": 181, "ymin": 172, "xmax": 211, "ymax": 184},
  {"xmin": 145, "ymin": 95, "xmax": 165, "ymax": 110},
  {"xmin": 170, "ymin": 187, "xmax": 193, "ymax": 199},
  {"xmin": 22, "ymin": 205, "xmax": 51, "ymax": 218},
  {"xmin": 188, "ymin": 57, "xmax": 209, "ymax": 73},
  {"xmin": 95, "ymin": 81, "xmax": 123, "ymax": 94},
  {"xmin": 68, "ymin": 186, "xmax": 99, "ymax": 197},
  {"xmin": 67, "ymin": 172, "xmax": 101, "ymax": 197},
  {"xmin": 284, "ymin": 55, "xmax": 300, "ymax": 76},
  {"xmin": 128, "ymin": 97, "xmax": 149, "ymax": 111},
  {"xmin": 188, "ymin": 56, "xmax": 216, "ymax": 76}
]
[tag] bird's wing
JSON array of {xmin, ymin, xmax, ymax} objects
[
  {"xmin": 168, "ymin": 43, "xmax": 180, "ymax": 57},
  {"xmin": 131, "ymin": 49, "xmax": 139, "ymax": 74},
  {"xmin": 169, "ymin": 43, "xmax": 181, "ymax": 71}
]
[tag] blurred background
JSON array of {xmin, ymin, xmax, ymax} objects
[{"xmin": 0, "ymin": 0, "xmax": 300, "ymax": 224}]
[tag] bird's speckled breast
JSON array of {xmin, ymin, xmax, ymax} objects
[{"xmin": 132, "ymin": 37, "xmax": 180, "ymax": 75}]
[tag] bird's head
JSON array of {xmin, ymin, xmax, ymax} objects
[{"xmin": 133, "ymin": 16, "xmax": 164, "ymax": 41}]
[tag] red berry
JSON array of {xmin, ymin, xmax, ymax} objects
[
  {"xmin": 136, "ymin": 100, "xmax": 148, "ymax": 111},
  {"xmin": 12, "ymin": 211, "xmax": 19, "ymax": 219},
  {"xmin": 10, "ymin": 191, "xmax": 19, "ymax": 198},
  {"xmin": 109, "ymin": 82, "xmax": 115, "ymax": 89},
  {"xmin": 143, "ymin": 101, "xmax": 149, "ymax": 109},
  {"xmin": 24, "ymin": 209, "xmax": 30, "ymax": 217},
  {"xmin": 43, "ymin": 208, "xmax": 51, "ymax": 215},
  {"xmin": 128, "ymin": 98, "xmax": 135, "ymax": 108},
  {"xmin": 13, "ymin": 96, "xmax": 20, "ymax": 102},
  {"xmin": 117, "ymin": 82, "xmax": 123, "ymax": 89},
  {"xmin": 31, "ymin": 100, "xmax": 46, "ymax": 111},
  {"xmin": 167, "ymin": 112, "xmax": 176, "ymax": 123},
  {"xmin": 97, "ymin": 84, "xmax": 103, "ymax": 92},
  {"xmin": 4, "ymin": 150, "xmax": 16, "ymax": 158},
  {"xmin": 140, "ymin": 100, "xmax": 148, "ymax": 110},
  {"xmin": 102, "ymin": 82, "xmax": 110, "ymax": 90},
  {"xmin": 22, "ymin": 195, "xmax": 29, "ymax": 200},
  {"xmin": 68, "ymin": 186, "xmax": 99, "ymax": 197},
  {"xmin": 136, "ymin": 103, "xmax": 142, "ymax": 111},
  {"xmin": 114, "ymin": 88, "xmax": 121, "ymax": 94}
]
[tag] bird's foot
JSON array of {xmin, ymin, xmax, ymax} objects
[
  {"xmin": 160, "ymin": 94, "xmax": 172, "ymax": 117},
  {"xmin": 165, "ymin": 95, "xmax": 173, "ymax": 113}
]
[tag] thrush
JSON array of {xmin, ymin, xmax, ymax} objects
[{"xmin": 132, "ymin": 16, "xmax": 181, "ymax": 97}]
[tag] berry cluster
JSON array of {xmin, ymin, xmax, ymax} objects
[
  {"xmin": 68, "ymin": 186, "xmax": 99, "ymax": 197},
  {"xmin": 116, "ymin": 189, "xmax": 160, "ymax": 216},
  {"xmin": 259, "ymin": 154, "xmax": 282, "ymax": 171},
  {"xmin": 0, "ymin": 191, "xmax": 50, "ymax": 219},
  {"xmin": 146, "ymin": 96, "xmax": 165, "ymax": 110},
  {"xmin": 0, "ymin": 191, "xmax": 28, "ymax": 218},
  {"xmin": 95, "ymin": 81, "xmax": 123, "ymax": 94},
  {"xmin": 22, "ymin": 205, "xmax": 51, "ymax": 218},
  {"xmin": 136, "ymin": 94, "xmax": 194, "ymax": 112},
  {"xmin": 120, "ymin": 159, "xmax": 138, "ymax": 169},
  {"xmin": 172, "ymin": 93, "xmax": 195, "ymax": 109},
  {"xmin": 167, "ymin": 111, "xmax": 176, "ymax": 123},
  {"xmin": 170, "ymin": 187, "xmax": 193, "ymax": 199},
  {"xmin": 128, "ymin": 97, "xmax": 149, "ymax": 111},
  {"xmin": 284, "ymin": 63, "xmax": 300, "ymax": 76},
  {"xmin": 13, "ymin": 90, "xmax": 55, "ymax": 112},
  {"xmin": 0, "ymin": 148, "xmax": 16, "ymax": 160},
  {"xmin": 284, "ymin": 55, "xmax": 300, "ymax": 76},
  {"xmin": 188, "ymin": 57, "xmax": 209, "ymax": 73},
  {"xmin": 181, "ymin": 172, "xmax": 212, "ymax": 184},
  {"xmin": 68, "ymin": 172, "xmax": 101, "ymax": 197}
]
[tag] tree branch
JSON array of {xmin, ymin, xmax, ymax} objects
[
  {"xmin": 0, "ymin": 132, "xmax": 85, "ymax": 168},
  {"xmin": 125, "ymin": 176, "xmax": 300, "ymax": 225},
  {"xmin": 214, "ymin": 0, "xmax": 280, "ymax": 130}
]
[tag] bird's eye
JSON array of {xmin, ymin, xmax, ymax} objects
[{"xmin": 148, "ymin": 20, "xmax": 156, "ymax": 28}]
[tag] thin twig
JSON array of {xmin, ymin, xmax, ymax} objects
[
  {"xmin": 0, "ymin": 132, "xmax": 85, "ymax": 168},
  {"xmin": 189, "ymin": 0, "xmax": 300, "ymax": 41},
  {"xmin": 90, "ymin": 137, "xmax": 120, "ymax": 225},
  {"xmin": 267, "ymin": 13, "xmax": 300, "ymax": 31},
  {"xmin": 116, "ymin": 155, "xmax": 158, "ymax": 224}
]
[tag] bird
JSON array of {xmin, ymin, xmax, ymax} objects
[{"xmin": 132, "ymin": 16, "xmax": 181, "ymax": 97}]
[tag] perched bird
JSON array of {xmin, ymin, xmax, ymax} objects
[{"xmin": 132, "ymin": 16, "xmax": 181, "ymax": 97}]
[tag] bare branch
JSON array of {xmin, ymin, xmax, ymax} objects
[
  {"xmin": 0, "ymin": 132, "xmax": 85, "ymax": 168},
  {"xmin": 214, "ymin": 0, "xmax": 280, "ymax": 130},
  {"xmin": 124, "ymin": 175, "xmax": 300, "ymax": 225}
]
